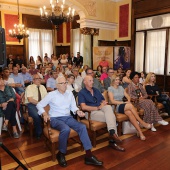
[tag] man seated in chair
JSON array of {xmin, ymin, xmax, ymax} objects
[
  {"xmin": 36, "ymin": 76, "xmax": 103, "ymax": 167},
  {"xmin": 46, "ymin": 70, "xmax": 58, "ymax": 92},
  {"xmin": 78, "ymin": 75, "xmax": 125, "ymax": 152},
  {"xmin": 25, "ymin": 74, "xmax": 47, "ymax": 139}
]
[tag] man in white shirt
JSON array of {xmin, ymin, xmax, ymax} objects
[{"xmin": 37, "ymin": 76, "xmax": 103, "ymax": 167}]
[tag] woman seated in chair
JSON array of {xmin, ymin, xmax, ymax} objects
[
  {"xmin": 144, "ymin": 72, "xmax": 170, "ymax": 116},
  {"xmin": 0, "ymin": 77, "xmax": 20, "ymax": 138},
  {"xmin": 122, "ymin": 69, "xmax": 132, "ymax": 89},
  {"xmin": 108, "ymin": 75, "xmax": 151, "ymax": 140},
  {"xmin": 127, "ymin": 72, "xmax": 169, "ymax": 132}
]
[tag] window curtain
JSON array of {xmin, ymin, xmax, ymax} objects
[
  {"xmin": 135, "ymin": 32, "xmax": 144, "ymax": 72},
  {"xmin": 28, "ymin": 28, "xmax": 53, "ymax": 61},
  {"xmin": 145, "ymin": 30, "xmax": 166, "ymax": 74},
  {"xmin": 167, "ymin": 29, "xmax": 170, "ymax": 75}
]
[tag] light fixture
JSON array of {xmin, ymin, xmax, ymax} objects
[
  {"xmin": 8, "ymin": 0, "xmax": 29, "ymax": 43},
  {"xmin": 40, "ymin": 0, "xmax": 75, "ymax": 29}
]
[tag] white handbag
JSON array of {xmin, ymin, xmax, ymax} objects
[{"xmin": 122, "ymin": 121, "xmax": 137, "ymax": 134}]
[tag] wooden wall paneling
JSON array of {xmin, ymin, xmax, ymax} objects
[
  {"xmin": 56, "ymin": 46, "xmax": 70, "ymax": 57},
  {"xmin": 98, "ymin": 40, "xmax": 131, "ymax": 47}
]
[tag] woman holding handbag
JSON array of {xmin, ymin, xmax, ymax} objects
[{"xmin": 108, "ymin": 75, "xmax": 151, "ymax": 140}]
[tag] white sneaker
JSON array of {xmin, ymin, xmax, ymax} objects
[
  {"xmin": 158, "ymin": 120, "xmax": 169, "ymax": 126},
  {"xmin": 151, "ymin": 124, "xmax": 157, "ymax": 132}
]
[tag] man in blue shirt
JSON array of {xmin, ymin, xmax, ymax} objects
[
  {"xmin": 78, "ymin": 75, "xmax": 125, "ymax": 152},
  {"xmin": 46, "ymin": 70, "xmax": 58, "ymax": 91},
  {"xmin": 37, "ymin": 76, "xmax": 103, "ymax": 167},
  {"xmin": 20, "ymin": 67, "xmax": 33, "ymax": 87}
]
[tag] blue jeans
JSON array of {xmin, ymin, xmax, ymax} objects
[
  {"xmin": 50, "ymin": 116, "xmax": 92, "ymax": 154},
  {"xmin": 15, "ymin": 87, "xmax": 25, "ymax": 95},
  {"xmin": 27, "ymin": 103, "xmax": 42, "ymax": 137}
]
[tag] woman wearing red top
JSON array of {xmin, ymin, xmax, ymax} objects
[{"xmin": 99, "ymin": 56, "xmax": 109, "ymax": 68}]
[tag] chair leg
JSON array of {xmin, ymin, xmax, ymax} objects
[
  {"xmin": 92, "ymin": 131, "xmax": 97, "ymax": 148},
  {"xmin": 117, "ymin": 122, "xmax": 122, "ymax": 136},
  {"xmin": 29, "ymin": 122, "xmax": 33, "ymax": 138},
  {"xmin": 51, "ymin": 142, "xmax": 56, "ymax": 161}
]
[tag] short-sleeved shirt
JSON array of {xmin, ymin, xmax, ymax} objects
[
  {"xmin": 46, "ymin": 77, "xmax": 57, "ymax": 90},
  {"xmin": 78, "ymin": 87, "xmax": 104, "ymax": 107},
  {"xmin": 25, "ymin": 84, "xmax": 47, "ymax": 104}
]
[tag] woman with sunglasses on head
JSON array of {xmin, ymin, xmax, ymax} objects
[
  {"xmin": 108, "ymin": 75, "xmax": 151, "ymax": 140},
  {"xmin": 127, "ymin": 72, "xmax": 169, "ymax": 132}
]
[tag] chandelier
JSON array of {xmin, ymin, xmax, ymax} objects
[
  {"xmin": 40, "ymin": 0, "xmax": 75, "ymax": 29},
  {"xmin": 8, "ymin": 0, "xmax": 29, "ymax": 42}
]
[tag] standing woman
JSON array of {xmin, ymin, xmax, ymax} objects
[
  {"xmin": 144, "ymin": 72, "xmax": 170, "ymax": 116},
  {"xmin": 60, "ymin": 54, "xmax": 68, "ymax": 71},
  {"xmin": 128, "ymin": 72, "xmax": 169, "ymax": 131},
  {"xmin": 29, "ymin": 56, "xmax": 35, "ymax": 65},
  {"xmin": 36, "ymin": 55, "xmax": 43, "ymax": 68},
  {"xmin": 108, "ymin": 75, "xmax": 151, "ymax": 140},
  {"xmin": 0, "ymin": 77, "xmax": 20, "ymax": 138},
  {"xmin": 122, "ymin": 69, "xmax": 132, "ymax": 89}
]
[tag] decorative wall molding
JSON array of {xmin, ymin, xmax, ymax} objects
[
  {"xmin": 80, "ymin": 27, "xmax": 99, "ymax": 35},
  {"xmin": 77, "ymin": 18, "xmax": 117, "ymax": 30}
]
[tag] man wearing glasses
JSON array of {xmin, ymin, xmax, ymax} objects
[
  {"xmin": 37, "ymin": 76, "xmax": 103, "ymax": 167},
  {"xmin": 103, "ymin": 68, "xmax": 115, "ymax": 90},
  {"xmin": 78, "ymin": 75, "xmax": 125, "ymax": 152},
  {"xmin": 25, "ymin": 74, "xmax": 47, "ymax": 139}
]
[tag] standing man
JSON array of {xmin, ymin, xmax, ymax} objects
[
  {"xmin": 37, "ymin": 76, "xmax": 103, "ymax": 167},
  {"xmin": 25, "ymin": 74, "xmax": 47, "ymax": 139},
  {"xmin": 78, "ymin": 75, "xmax": 125, "ymax": 152},
  {"xmin": 75, "ymin": 52, "xmax": 83, "ymax": 67}
]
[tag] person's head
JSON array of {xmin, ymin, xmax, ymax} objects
[
  {"xmin": 77, "ymin": 52, "xmax": 80, "ymax": 58},
  {"xmin": 65, "ymin": 53, "xmax": 69, "ymax": 58},
  {"xmin": 85, "ymin": 68, "xmax": 94, "ymax": 78},
  {"xmin": 56, "ymin": 76, "xmax": 68, "ymax": 93},
  {"xmin": 111, "ymin": 75, "xmax": 120, "ymax": 86},
  {"xmin": 29, "ymin": 56, "xmax": 34, "ymax": 61},
  {"xmin": 56, "ymin": 67, "xmax": 61, "ymax": 73},
  {"xmin": 9, "ymin": 54, "xmax": 13, "ymax": 59},
  {"xmin": 48, "ymin": 63, "xmax": 53, "ymax": 68},
  {"xmin": 13, "ymin": 66, "xmax": 18, "ymax": 75},
  {"xmin": 96, "ymin": 65, "xmax": 102, "ymax": 72},
  {"xmin": 124, "ymin": 69, "xmax": 131, "ymax": 78},
  {"xmin": 71, "ymin": 53, "xmax": 74, "ymax": 57},
  {"xmin": 117, "ymin": 67, "xmax": 123, "ymax": 73},
  {"xmin": 67, "ymin": 74, "xmax": 75, "ymax": 84},
  {"xmin": 53, "ymin": 55, "xmax": 57, "ymax": 60},
  {"xmin": 102, "ymin": 66, "xmax": 107, "ymax": 73},
  {"xmin": 72, "ymin": 68, "xmax": 79, "ymax": 77},
  {"xmin": 140, "ymin": 71, "xmax": 146, "ymax": 78},
  {"xmin": 16, "ymin": 55, "xmax": 20, "ymax": 59},
  {"xmin": 33, "ymin": 74, "xmax": 41, "ymax": 86},
  {"xmin": 45, "ymin": 53, "xmax": 48, "ymax": 57},
  {"xmin": 40, "ymin": 67, "xmax": 46, "ymax": 74},
  {"xmin": 145, "ymin": 72, "xmax": 156, "ymax": 84},
  {"xmin": 2, "ymin": 67, "xmax": 10, "ymax": 78},
  {"xmin": 83, "ymin": 65, "xmax": 89, "ymax": 71},
  {"xmin": 130, "ymin": 72, "xmax": 140, "ymax": 84},
  {"xmin": 16, "ymin": 64, "xmax": 20, "ymax": 70},
  {"xmin": 84, "ymin": 75, "xmax": 94, "ymax": 89},
  {"xmin": 61, "ymin": 54, "xmax": 66, "ymax": 59},
  {"xmin": 37, "ymin": 55, "xmax": 42, "ymax": 61},
  {"xmin": 67, "ymin": 63, "xmax": 72, "ymax": 69},
  {"xmin": 101, "ymin": 56, "xmax": 106, "ymax": 61},
  {"xmin": 51, "ymin": 70, "xmax": 58, "ymax": 79},
  {"xmin": 30, "ymin": 63, "xmax": 35, "ymax": 69},
  {"xmin": 107, "ymin": 68, "xmax": 114, "ymax": 78},
  {"xmin": 21, "ymin": 67, "xmax": 27, "ymax": 74},
  {"xmin": 8, "ymin": 63, "xmax": 13, "ymax": 69}
]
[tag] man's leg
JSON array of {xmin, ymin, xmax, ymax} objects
[{"xmin": 27, "ymin": 103, "xmax": 42, "ymax": 137}]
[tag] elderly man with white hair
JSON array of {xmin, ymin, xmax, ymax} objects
[{"xmin": 36, "ymin": 76, "xmax": 103, "ymax": 167}]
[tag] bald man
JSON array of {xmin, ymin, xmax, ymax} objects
[
  {"xmin": 78, "ymin": 75, "xmax": 125, "ymax": 152},
  {"xmin": 37, "ymin": 76, "xmax": 103, "ymax": 167}
]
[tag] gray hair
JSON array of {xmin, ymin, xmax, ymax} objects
[{"xmin": 56, "ymin": 75, "xmax": 65, "ymax": 84}]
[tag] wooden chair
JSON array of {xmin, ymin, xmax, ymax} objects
[{"xmin": 43, "ymin": 105, "xmax": 83, "ymax": 161}]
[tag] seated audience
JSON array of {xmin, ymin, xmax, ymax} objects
[
  {"xmin": 82, "ymin": 68, "xmax": 105, "ymax": 93},
  {"xmin": 127, "ymin": 72, "xmax": 169, "ymax": 132},
  {"xmin": 10, "ymin": 66, "xmax": 25, "ymax": 97},
  {"xmin": 78, "ymin": 75, "xmax": 125, "ymax": 152},
  {"xmin": 144, "ymin": 72, "xmax": 170, "ymax": 116},
  {"xmin": 116, "ymin": 67, "xmax": 124, "ymax": 83},
  {"xmin": 72, "ymin": 68, "xmax": 83, "ymax": 91},
  {"xmin": 95, "ymin": 65, "xmax": 102, "ymax": 79},
  {"xmin": 25, "ymin": 74, "xmax": 47, "ymax": 139},
  {"xmin": 37, "ymin": 76, "xmax": 103, "ymax": 167},
  {"xmin": 108, "ymin": 75, "xmax": 151, "ymax": 140},
  {"xmin": 20, "ymin": 67, "xmax": 33, "ymax": 87},
  {"xmin": 0, "ymin": 77, "xmax": 20, "ymax": 138},
  {"xmin": 81, "ymin": 65, "xmax": 89, "ymax": 79},
  {"xmin": 36, "ymin": 55, "xmax": 43, "ymax": 69},
  {"xmin": 100, "ymin": 66, "xmax": 108, "ymax": 85},
  {"xmin": 51, "ymin": 55, "xmax": 59, "ymax": 68},
  {"xmin": 29, "ymin": 63, "xmax": 39, "ymax": 75},
  {"xmin": 139, "ymin": 71, "xmax": 146, "ymax": 85},
  {"xmin": 15, "ymin": 55, "xmax": 23, "ymax": 67},
  {"xmin": 65, "ymin": 63, "xmax": 73, "ymax": 76},
  {"xmin": 122, "ymin": 69, "xmax": 132, "ymax": 89},
  {"xmin": 104, "ymin": 68, "xmax": 115, "ymax": 90},
  {"xmin": 46, "ymin": 70, "xmax": 58, "ymax": 91}
]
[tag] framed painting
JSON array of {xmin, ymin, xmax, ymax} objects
[{"xmin": 1, "ymin": 11, "xmax": 23, "ymax": 45}]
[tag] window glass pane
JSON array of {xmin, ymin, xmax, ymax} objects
[
  {"xmin": 145, "ymin": 30, "xmax": 166, "ymax": 75},
  {"xmin": 135, "ymin": 32, "xmax": 144, "ymax": 72},
  {"xmin": 136, "ymin": 13, "xmax": 170, "ymax": 31},
  {"xmin": 167, "ymin": 29, "xmax": 170, "ymax": 75}
]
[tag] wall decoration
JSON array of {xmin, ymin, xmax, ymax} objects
[
  {"xmin": 93, "ymin": 46, "xmax": 113, "ymax": 70},
  {"xmin": 119, "ymin": 4, "xmax": 129, "ymax": 38},
  {"xmin": 114, "ymin": 46, "xmax": 131, "ymax": 70}
]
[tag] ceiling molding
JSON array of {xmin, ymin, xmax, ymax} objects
[{"xmin": 77, "ymin": 18, "xmax": 118, "ymax": 30}]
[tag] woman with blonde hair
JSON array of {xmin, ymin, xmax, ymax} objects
[
  {"xmin": 108, "ymin": 75, "xmax": 151, "ymax": 140},
  {"xmin": 144, "ymin": 72, "xmax": 170, "ymax": 116}
]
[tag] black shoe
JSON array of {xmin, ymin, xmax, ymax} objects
[
  {"xmin": 56, "ymin": 152, "xmax": 67, "ymax": 167},
  {"xmin": 85, "ymin": 155, "xmax": 103, "ymax": 166},
  {"xmin": 109, "ymin": 141, "xmax": 125, "ymax": 152}
]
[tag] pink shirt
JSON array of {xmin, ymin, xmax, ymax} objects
[
  {"xmin": 100, "ymin": 73, "xmax": 108, "ymax": 80},
  {"xmin": 99, "ymin": 61, "xmax": 109, "ymax": 68}
]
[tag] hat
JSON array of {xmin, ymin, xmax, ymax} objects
[{"xmin": 130, "ymin": 71, "xmax": 140, "ymax": 80}]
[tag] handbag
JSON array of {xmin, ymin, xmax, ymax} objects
[{"xmin": 122, "ymin": 121, "xmax": 137, "ymax": 134}]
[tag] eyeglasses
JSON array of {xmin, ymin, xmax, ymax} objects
[
  {"xmin": 58, "ymin": 82, "xmax": 68, "ymax": 85},
  {"xmin": 34, "ymin": 78, "xmax": 41, "ymax": 80},
  {"xmin": 87, "ymin": 72, "xmax": 93, "ymax": 74},
  {"xmin": 93, "ymin": 96, "xmax": 97, "ymax": 103}
]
